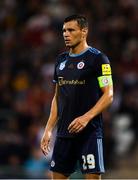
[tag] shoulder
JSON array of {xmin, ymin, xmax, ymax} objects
[
  {"xmin": 96, "ymin": 53, "xmax": 110, "ymax": 64},
  {"xmin": 54, "ymin": 51, "xmax": 69, "ymax": 66},
  {"xmin": 88, "ymin": 46, "xmax": 101, "ymax": 55},
  {"xmin": 57, "ymin": 51, "xmax": 69, "ymax": 62},
  {"xmin": 88, "ymin": 47, "xmax": 110, "ymax": 64}
]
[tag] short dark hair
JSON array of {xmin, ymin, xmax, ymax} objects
[{"xmin": 64, "ymin": 14, "xmax": 88, "ymax": 29}]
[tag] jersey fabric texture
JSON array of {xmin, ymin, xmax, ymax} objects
[{"xmin": 53, "ymin": 46, "xmax": 112, "ymax": 138}]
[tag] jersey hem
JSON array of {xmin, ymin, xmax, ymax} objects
[{"xmin": 56, "ymin": 134, "xmax": 103, "ymax": 139}]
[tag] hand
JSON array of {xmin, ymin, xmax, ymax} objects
[
  {"xmin": 68, "ymin": 115, "xmax": 90, "ymax": 133},
  {"xmin": 40, "ymin": 131, "xmax": 52, "ymax": 156}
]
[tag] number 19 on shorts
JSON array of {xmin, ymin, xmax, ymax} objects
[{"xmin": 82, "ymin": 154, "xmax": 95, "ymax": 170}]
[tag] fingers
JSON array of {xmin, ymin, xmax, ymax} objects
[
  {"xmin": 41, "ymin": 139, "xmax": 50, "ymax": 156},
  {"xmin": 75, "ymin": 126, "xmax": 84, "ymax": 133},
  {"xmin": 68, "ymin": 119, "xmax": 84, "ymax": 133},
  {"xmin": 42, "ymin": 145, "xmax": 50, "ymax": 156}
]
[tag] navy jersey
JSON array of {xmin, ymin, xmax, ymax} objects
[{"xmin": 53, "ymin": 47, "xmax": 112, "ymax": 138}]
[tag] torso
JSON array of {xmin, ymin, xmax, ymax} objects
[{"xmin": 53, "ymin": 46, "xmax": 110, "ymax": 138}]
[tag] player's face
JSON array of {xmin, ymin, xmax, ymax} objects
[{"xmin": 63, "ymin": 21, "xmax": 86, "ymax": 48}]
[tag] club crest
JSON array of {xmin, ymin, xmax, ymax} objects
[
  {"xmin": 77, "ymin": 62, "xmax": 85, "ymax": 69},
  {"xmin": 51, "ymin": 160, "xmax": 55, "ymax": 167},
  {"xmin": 102, "ymin": 77, "xmax": 109, "ymax": 86}
]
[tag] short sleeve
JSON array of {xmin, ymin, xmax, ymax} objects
[
  {"xmin": 94, "ymin": 53, "xmax": 113, "ymax": 88},
  {"xmin": 52, "ymin": 52, "xmax": 69, "ymax": 84},
  {"xmin": 94, "ymin": 53, "xmax": 112, "ymax": 77},
  {"xmin": 53, "ymin": 60, "xmax": 58, "ymax": 83}
]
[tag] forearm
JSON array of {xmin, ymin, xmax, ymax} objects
[
  {"xmin": 84, "ymin": 86, "xmax": 113, "ymax": 121},
  {"xmin": 41, "ymin": 85, "xmax": 59, "ymax": 155},
  {"xmin": 44, "ymin": 85, "xmax": 58, "ymax": 133},
  {"xmin": 45, "ymin": 97, "xmax": 58, "ymax": 132}
]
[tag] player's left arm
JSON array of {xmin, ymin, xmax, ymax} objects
[
  {"xmin": 68, "ymin": 83, "xmax": 113, "ymax": 133},
  {"xmin": 84, "ymin": 83, "xmax": 113, "ymax": 121},
  {"xmin": 68, "ymin": 53, "xmax": 113, "ymax": 133}
]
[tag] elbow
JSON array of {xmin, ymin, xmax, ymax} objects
[
  {"xmin": 110, "ymin": 94, "xmax": 114, "ymax": 104},
  {"xmin": 102, "ymin": 86, "xmax": 114, "ymax": 107},
  {"xmin": 108, "ymin": 92, "xmax": 114, "ymax": 106},
  {"xmin": 108, "ymin": 86, "xmax": 114, "ymax": 105}
]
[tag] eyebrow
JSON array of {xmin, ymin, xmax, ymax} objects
[{"xmin": 62, "ymin": 28, "xmax": 75, "ymax": 31}]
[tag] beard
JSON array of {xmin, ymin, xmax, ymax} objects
[{"xmin": 65, "ymin": 41, "xmax": 80, "ymax": 49}]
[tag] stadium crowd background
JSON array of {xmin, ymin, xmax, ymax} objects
[{"xmin": 0, "ymin": 0, "xmax": 137, "ymax": 178}]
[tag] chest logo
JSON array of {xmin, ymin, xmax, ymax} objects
[
  {"xmin": 77, "ymin": 62, "xmax": 85, "ymax": 69},
  {"xmin": 59, "ymin": 60, "xmax": 67, "ymax": 70}
]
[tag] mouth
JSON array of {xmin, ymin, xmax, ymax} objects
[{"xmin": 64, "ymin": 39, "xmax": 71, "ymax": 43}]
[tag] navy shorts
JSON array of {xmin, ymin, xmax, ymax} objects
[{"xmin": 50, "ymin": 133, "xmax": 105, "ymax": 175}]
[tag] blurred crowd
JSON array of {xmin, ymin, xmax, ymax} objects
[{"xmin": 0, "ymin": 0, "xmax": 138, "ymax": 178}]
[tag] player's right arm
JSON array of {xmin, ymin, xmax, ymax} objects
[{"xmin": 41, "ymin": 84, "xmax": 58, "ymax": 156}]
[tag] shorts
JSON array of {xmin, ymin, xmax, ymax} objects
[{"xmin": 50, "ymin": 133, "xmax": 105, "ymax": 175}]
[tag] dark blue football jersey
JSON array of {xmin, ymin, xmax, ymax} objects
[{"xmin": 53, "ymin": 47, "xmax": 112, "ymax": 138}]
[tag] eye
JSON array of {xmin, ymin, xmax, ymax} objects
[
  {"xmin": 68, "ymin": 28, "xmax": 75, "ymax": 32},
  {"xmin": 62, "ymin": 29, "xmax": 66, "ymax": 33}
]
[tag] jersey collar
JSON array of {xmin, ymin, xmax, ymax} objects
[{"xmin": 69, "ymin": 46, "xmax": 91, "ymax": 57}]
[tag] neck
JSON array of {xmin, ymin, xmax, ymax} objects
[{"xmin": 70, "ymin": 42, "xmax": 89, "ymax": 55}]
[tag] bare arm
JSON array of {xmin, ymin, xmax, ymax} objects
[
  {"xmin": 44, "ymin": 84, "xmax": 58, "ymax": 132},
  {"xmin": 68, "ymin": 85, "xmax": 113, "ymax": 133},
  {"xmin": 41, "ymin": 84, "xmax": 58, "ymax": 155},
  {"xmin": 84, "ymin": 85, "xmax": 113, "ymax": 120}
]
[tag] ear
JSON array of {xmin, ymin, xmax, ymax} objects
[{"xmin": 82, "ymin": 28, "xmax": 88, "ymax": 38}]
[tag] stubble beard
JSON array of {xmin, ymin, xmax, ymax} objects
[{"xmin": 65, "ymin": 41, "xmax": 80, "ymax": 50}]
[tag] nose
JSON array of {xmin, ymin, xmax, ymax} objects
[{"xmin": 63, "ymin": 30, "xmax": 70, "ymax": 38}]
